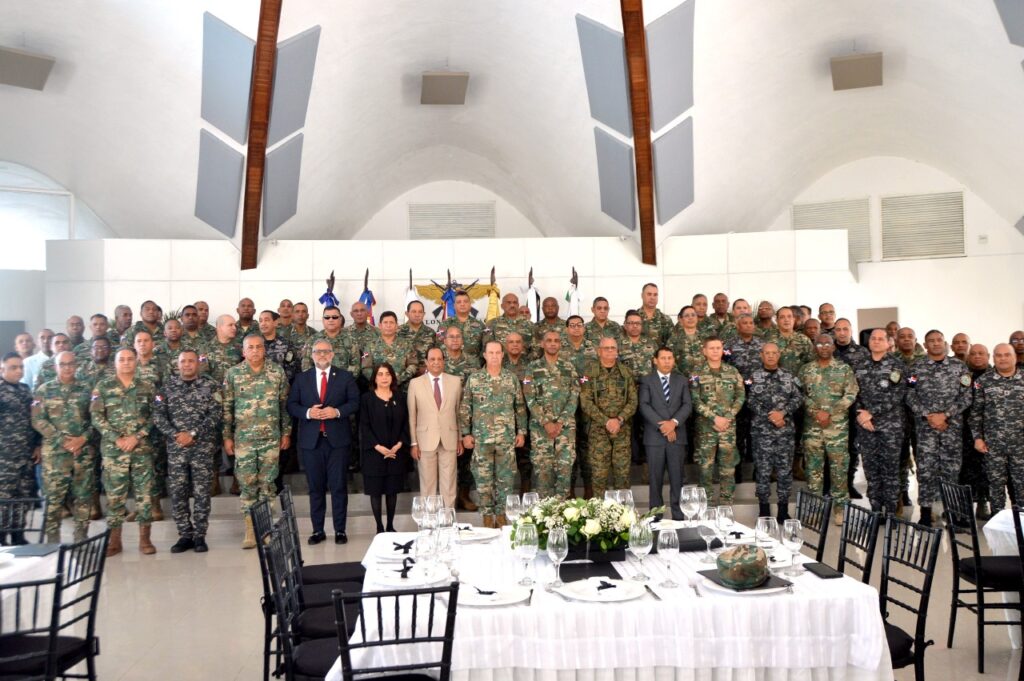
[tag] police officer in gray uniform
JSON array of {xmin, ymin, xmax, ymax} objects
[{"xmin": 904, "ymin": 330, "xmax": 973, "ymax": 526}]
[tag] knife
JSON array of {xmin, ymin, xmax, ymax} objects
[{"xmin": 644, "ymin": 584, "xmax": 663, "ymax": 601}]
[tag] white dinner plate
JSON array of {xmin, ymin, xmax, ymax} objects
[
  {"xmin": 456, "ymin": 527, "xmax": 501, "ymax": 543},
  {"xmin": 375, "ymin": 564, "xmax": 450, "ymax": 587},
  {"xmin": 0, "ymin": 552, "xmax": 14, "ymax": 566},
  {"xmin": 459, "ymin": 585, "xmax": 531, "ymax": 607},
  {"xmin": 376, "ymin": 540, "xmax": 418, "ymax": 563},
  {"xmin": 699, "ymin": 576, "xmax": 790, "ymax": 596},
  {"xmin": 556, "ymin": 578, "xmax": 646, "ymax": 603},
  {"xmin": 650, "ymin": 519, "xmax": 685, "ymax": 531}
]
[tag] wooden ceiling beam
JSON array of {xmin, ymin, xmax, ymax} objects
[
  {"xmin": 240, "ymin": 0, "xmax": 283, "ymax": 270},
  {"xmin": 620, "ymin": 0, "xmax": 656, "ymax": 266}
]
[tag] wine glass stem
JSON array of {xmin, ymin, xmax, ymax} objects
[{"xmin": 554, "ymin": 562, "xmax": 561, "ymax": 584}]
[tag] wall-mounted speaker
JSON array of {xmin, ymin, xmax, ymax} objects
[
  {"xmin": 830, "ymin": 52, "xmax": 883, "ymax": 90},
  {"xmin": 0, "ymin": 45, "xmax": 55, "ymax": 91},
  {"xmin": 421, "ymin": 71, "xmax": 469, "ymax": 105}
]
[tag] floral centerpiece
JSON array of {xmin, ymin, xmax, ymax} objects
[{"xmin": 511, "ymin": 497, "xmax": 663, "ymax": 559}]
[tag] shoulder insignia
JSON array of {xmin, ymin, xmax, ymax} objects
[
  {"xmin": 889, "ymin": 370, "xmax": 901, "ymax": 383},
  {"xmin": 960, "ymin": 374, "xmax": 971, "ymax": 387}
]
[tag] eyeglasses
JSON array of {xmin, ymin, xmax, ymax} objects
[
  {"xmin": 312, "ymin": 349, "xmax": 332, "ymax": 355},
  {"xmin": 567, "ymin": 323, "xmax": 584, "ymax": 328},
  {"xmin": 57, "ymin": 362, "xmax": 76, "ymax": 368},
  {"xmin": 814, "ymin": 343, "xmax": 833, "ymax": 348},
  {"xmin": 1011, "ymin": 339, "xmax": 1024, "ymax": 344},
  {"xmin": 323, "ymin": 315, "xmax": 341, "ymax": 320},
  {"xmin": 624, "ymin": 321, "xmax": 641, "ymax": 326}
]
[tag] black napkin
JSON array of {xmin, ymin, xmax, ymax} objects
[
  {"xmin": 729, "ymin": 531, "xmax": 745, "ymax": 539},
  {"xmin": 596, "ymin": 580, "xmax": 617, "ymax": 591},
  {"xmin": 394, "ymin": 557, "xmax": 415, "ymax": 578},
  {"xmin": 473, "ymin": 585, "xmax": 497, "ymax": 595},
  {"xmin": 393, "ymin": 540, "xmax": 414, "ymax": 554},
  {"xmin": 457, "ymin": 524, "xmax": 472, "ymax": 531},
  {"xmin": 651, "ymin": 528, "xmax": 724, "ymax": 553},
  {"xmin": 560, "ymin": 562, "xmax": 622, "ymax": 583},
  {"xmin": 696, "ymin": 568, "xmax": 792, "ymax": 592}
]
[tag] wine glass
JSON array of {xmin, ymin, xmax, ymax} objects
[
  {"xmin": 505, "ymin": 494, "xmax": 522, "ymax": 526},
  {"xmin": 698, "ymin": 523, "xmax": 718, "ymax": 564},
  {"xmin": 437, "ymin": 507, "xmax": 456, "ymax": 532},
  {"xmin": 423, "ymin": 495, "xmax": 441, "ymax": 531},
  {"xmin": 604, "ymin": 490, "xmax": 617, "ymax": 503},
  {"xmin": 781, "ymin": 519, "xmax": 804, "ymax": 577},
  {"xmin": 617, "ymin": 488, "xmax": 635, "ymax": 511},
  {"xmin": 755, "ymin": 516, "xmax": 779, "ymax": 551},
  {"xmin": 414, "ymin": 531, "xmax": 437, "ymax": 577},
  {"xmin": 429, "ymin": 494, "xmax": 445, "ymax": 512},
  {"xmin": 522, "ymin": 492, "xmax": 540, "ymax": 515},
  {"xmin": 628, "ymin": 521, "xmax": 653, "ymax": 582},
  {"xmin": 546, "ymin": 526, "xmax": 569, "ymax": 591},
  {"xmin": 411, "ymin": 496, "xmax": 425, "ymax": 531},
  {"xmin": 716, "ymin": 505, "xmax": 734, "ymax": 545},
  {"xmin": 656, "ymin": 527, "xmax": 679, "ymax": 588},
  {"xmin": 694, "ymin": 487, "xmax": 708, "ymax": 523},
  {"xmin": 514, "ymin": 522, "xmax": 538, "ymax": 586},
  {"xmin": 680, "ymin": 486, "xmax": 699, "ymax": 527}
]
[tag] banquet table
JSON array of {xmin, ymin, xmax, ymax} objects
[
  {"xmin": 981, "ymin": 508, "xmax": 1023, "ymax": 649},
  {"xmin": 0, "ymin": 545, "xmax": 62, "ymax": 631},
  {"xmin": 326, "ymin": 521, "xmax": 892, "ymax": 681}
]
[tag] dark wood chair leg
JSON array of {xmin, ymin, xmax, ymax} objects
[
  {"xmin": 947, "ymin": 578, "xmax": 959, "ymax": 648},
  {"xmin": 977, "ymin": 585, "xmax": 986, "ymax": 674}
]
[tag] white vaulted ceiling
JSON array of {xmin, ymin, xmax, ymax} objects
[{"xmin": 1, "ymin": 0, "xmax": 1023, "ymax": 244}]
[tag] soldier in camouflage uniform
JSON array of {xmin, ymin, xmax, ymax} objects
[
  {"xmin": 564, "ymin": 316, "xmax": 596, "ymax": 497},
  {"xmin": 580, "ymin": 338, "xmax": 637, "ymax": 500},
  {"xmin": 439, "ymin": 291, "xmax": 487, "ymax": 359},
  {"xmin": 287, "ymin": 302, "xmax": 317, "ymax": 347},
  {"xmin": 502, "ymin": 332, "xmax": 534, "ymax": 492},
  {"xmin": 699, "ymin": 293, "xmax": 736, "ymax": 341},
  {"xmin": 111, "ymin": 305, "xmax": 133, "ymax": 345},
  {"xmin": 690, "ymin": 337, "xmax": 745, "ymax": 505},
  {"xmin": 962, "ymin": 344, "xmax": 994, "ymax": 518},
  {"xmin": 725, "ymin": 314, "xmax": 765, "ymax": 482},
  {"xmin": 195, "ymin": 301, "xmax": 218, "ymax": 343},
  {"xmin": 233, "ymin": 297, "xmax": 259, "ymax": 349},
  {"xmin": 639, "ymin": 284, "xmax": 673, "ymax": 345},
  {"xmin": 754, "ymin": 301, "xmax": 778, "ymax": 341},
  {"xmin": 301, "ymin": 306, "xmax": 355, "ymax": 373},
  {"xmin": 832, "ymin": 318, "xmax": 870, "ymax": 501},
  {"xmin": 73, "ymin": 313, "xmax": 111, "ymax": 360},
  {"xmin": 799, "ymin": 335, "xmax": 859, "ymax": 525},
  {"xmin": 0, "ymin": 353, "xmax": 41, "ymax": 544},
  {"xmin": 32, "ymin": 352, "xmax": 94, "ymax": 542},
  {"xmin": 584, "ymin": 297, "xmax": 623, "ymax": 345},
  {"xmin": 667, "ymin": 307, "xmax": 705, "ymax": 375},
  {"xmin": 120, "ymin": 300, "xmax": 164, "ymax": 348},
  {"xmin": 458, "ymin": 341, "xmax": 527, "ymax": 527},
  {"xmin": 223, "ymin": 335, "xmax": 291, "ymax": 548},
  {"xmin": 442, "ymin": 327, "xmax": 481, "ymax": 511},
  {"xmin": 745, "ymin": 343, "xmax": 802, "ymax": 521},
  {"xmin": 905, "ymin": 330, "xmax": 973, "ymax": 526},
  {"xmin": 154, "ymin": 318, "xmax": 196, "ymax": 377},
  {"xmin": 177, "ymin": 305, "xmax": 208, "ymax": 353},
  {"xmin": 522, "ymin": 331, "xmax": 579, "ymax": 499},
  {"xmin": 90, "ymin": 348, "xmax": 159, "ymax": 555},
  {"xmin": 619, "ymin": 311, "xmax": 657, "ymax": 474},
  {"xmin": 487, "ymin": 293, "xmax": 536, "ymax": 351},
  {"xmin": 206, "ymin": 314, "xmax": 243, "ymax": 495},
  {"xmin": 343, "ymin": 301, "xmax": 381, "ymax": 373},
  {"xmin": 532, "ymin": 297, "xmax": 565, "ymax": 357},
  {"xmin": 850, "ymin": 329, "xmax": 907, "ymax": 515},
  {"xmin": 362, "ymin": 312, "xmax": 418, "ymax": 388},
  {"xmin": 75, "ymin": 337, "xmax": 116, "ymax": 387},
  {"xmin": 66, "ymin": 315, "xmax": 85, "ymax": 349},
  {"xmin": 258, "ymin": 310, "xmax": 300, "ymax": 383},
  {"xmin": 153, "ymin": 350, "xmax": 223, "ymax": 554},
  {"xmin": 969, "ymin": 343, "xmax": 1024, "ymax": 510},
  {"xmin": 133, "ymin": 330, "xmax": 167, "ymax": 516},
  {"xmin": 774, "ymin": 307, "xmax": 814, "ymax": 374},
  {"xmin": 34, "ymin": 334, "xmax": 73, "ymax": 389},
  {"xmin": 398, "ymin": 300, "xmax": 436, "ymax": 372},
  {"xmin": 133, "ymin": 331, "xmax": 167, "ymax": 388}
]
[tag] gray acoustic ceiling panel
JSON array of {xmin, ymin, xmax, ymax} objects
[
  {"xmin": 576, "ymin": 15, "xmax": 632, "ymax": 137},
  {"xmin": 994, "ymin": 0, "xmax": 1024, "ymax": 47},
  {"xmin": 652, "ymin": 117, "xmax": 694, "ymax": 224},
  {"xmin": 646, "ymin": 0, "xmax": 695, "ymax": 132},
  {"xmin": 267, "ymin": 26, "xmax": 321, "ymax": 147},
  {"xmin": 0, "ymin": 45, "xmax": 56, "ymax": 91},
  {"xmin": 201, "ymin": 12, "xmax": 255, "ymax": 144},
  {"xmin": 594, "ymin": 127, "xmax": 636, "ymax": 231},
  {"xmin": 263, "ymin": 133, "xmax": 304, "ymax": 236},
  {"xmin": 195, "ymin": 129, "xmax": 245, "ymax": 237}
]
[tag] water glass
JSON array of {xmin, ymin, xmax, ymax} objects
[
  {"xmin": 423, "ymin": 495, "xmax": 441, "ymax": 530},
  {"xmin": 514, "ymin": 522, "xmax": 539, "ymax": 586},
  {"xmin": 437, "ymin": 507, "xmax": 456, "ymax": 531},
  {"xmin": 755, "ymin": 516, "xmax": 779, "ymax": 550},
  {"xmin": 546, "ymin": 526, "xmax": 569, "ymax": 590},
  {"xmin": 411, "ymin": 496, "xmax": 425, "ymax": 531},
  {"xmin": 781, "ymin": 519, "xmax": 804, "ymax": 577},
  {"xmin": 694, "ymin": 487, "xmax": 708, "ymax": 523},
  {"xmin": 617, "ymin": 489, "xmax": 635, "ymax": 511},
  {"xmin": 716, "ymin": 505, "xmax": 734, "ymax": 544},
  {"xmin": 680, "ymin": 486, "xmax": 699, "ymax": 527},
  {"xmin": 505, "ymin": 495, "xmax": 522, "ymax": 525},
  {"xmin": 604, "ymin": 490, "xmax": 617, "ymax": 502},
  {"xmin": 414, "ymin": 531, "xmax": 437, "ymax": 575},
  {"xmin": 628, "ymin": 521, "xmax": 653, "ymax": 582},
  {"xmin": 522, "ymin": 492, "xmax": 540, "ymax": 515},
  {"xmin": 656, "ymin": 527, "xmax": 679, "ymax": 588}
]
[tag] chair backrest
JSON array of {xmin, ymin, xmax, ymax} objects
[
  {"xmin": 837, "ymin": 504, "xmax": 881, "ymax": 583},
  {"xmin": 1011, "ymin": 505, "xmax": 1024, "ymax": 588},
  {"xmin": 940, "ymin": 482, "xmax": 982, "ymax": 569},
  {"xmin": 334, "ymin": 582, "xmax": 460, "ymax": 681},
  {"xmin": 796, "ymin": 489, "xmax": 832, "ymax": 562},
  {"xmin": 55, "ymin": 530, "xmax": 110, "ymax": 643},
  {"xmin": 261, "ymin": 528, "xmax": 307, "ymax": 681},
  {"xmin": 0, "ymin": 497, "xmax": 47, "ymax": 543},
  {"xmin": 251, "ymin": 499, "xmax": 276, "ymax": 614},
  {"xmin": 879, "ymin": 517, "xmax": 943, "ymax": 648},
  {"xmin": 0, "ymin": 574, "xmax": 63, "ymax": 680},
  {"xmin": 278, "ymin": 487, "xmax": 305, "ymax": 567}
]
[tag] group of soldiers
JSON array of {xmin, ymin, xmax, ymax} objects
[{"xmin": 1, "ymin": 284, "xmax": 1022, "ymax": 548}]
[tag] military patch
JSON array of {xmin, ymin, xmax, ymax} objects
[
  {"xmin": 214, "ymin": 393, "xmax": 222, "ymax": 403},
  {"xmin": 154, "ymin": 395, "xmax": 163, "ymax": 403},
  {"xmin": 522, "ymin": 378, "xmax": 532, "ymax": 385},
  {"xmin": 973, "ymin": 380, "xmax": 981, "ymax": 390},
  {"xmin": 744, "ymin": 378, "xmax": 753, "ymax": 386},
  {"xmin": 889, "ymin": 370, "xmax": 901, "ymax": 383},
  {"xmin": 689, "ymin": 375, "xmax": 700, "ymax": 385},
  {"xmin": 723, "ymin": 349, "xmax": 732, "ymax": 356},
  {"xmin": 879, "ymin": 380, "xmax": 889, "ymax": 387},
  {"xmin": 960, "ymin": 374, "xmax": 971, "ymax": 387},
  {"xmin": 579, "ymin": 375, "xmax": 589, "ymax": 384},
  {"xmin": 907, "ymin": 376, "xmax": 917, "ymax": 385}
]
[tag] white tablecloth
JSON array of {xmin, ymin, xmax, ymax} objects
[
  {"xmin": 0, "ymin": 549, "xmax": 62, "ymax": 631},
  {"xmin": 326, "ymin": 525, "xmax": 892, "ymax": 681},
  {"xmin": 981, "ymin": 508, "xmax": 1023, "ymax": 649}
]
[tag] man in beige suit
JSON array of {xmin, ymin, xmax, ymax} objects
[{"xmin": 408, "ymin": 347, "xmax": 463, "ymax": 508}]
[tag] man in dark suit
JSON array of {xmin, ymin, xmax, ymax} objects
[
  {"xmin": 638, "ymin": 347, "xmax": 692, "ymax": 520},
  {"xmin": 287, "ymin": 339, "xmax": 361, "ymax": 544}
]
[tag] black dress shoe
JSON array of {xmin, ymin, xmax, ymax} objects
[
  {"xmin": 170, "ymin": 537, "xmax": 195, "ymax": 553},
  {"xmin": 335, "ymin": 532, "xmax": 348, "ymax": 545},
  {"xmin": 308, "ymin": 532, "xmax": 326, "ymax": 545},
  {"xmin": 848, "ymin": 487, "xmax": 863, "ymax": 500},
  {"xmin": 193, "ymin": 537, "xmax": 209, "ymax": 553}
]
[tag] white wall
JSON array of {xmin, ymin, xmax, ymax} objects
[
  {"xmin": 0, "ymin": 270, "xmax": 46, "ymax": 335},
  {"xmin": 351, "ymin": 181, "xmax": 544, "ymax": 240}
]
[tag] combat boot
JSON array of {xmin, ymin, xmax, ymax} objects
[
  {"xmin": 211, "ymin": 475, "xmax": 222, "ymax": 496},
  {"xmin": 776, "ymin": 503, "xmax": 790, "ymax": 523},
  {"xmin": 918, "ymin": 507, "xmax": 932, "ymax": 527},
  {"xmin": 139, "ymin": 524, "xmax": 157, "ymax": 554},
  {"xmin": 495, "ymin": 514, "xmax": 507, "ymax": 527},
  {"xmin": 151, "ymin": 498, "xmax": 164, "ymax": 521},
  {"xmin": 793, "ymin": 457, "xmax": 806, "ymax": 482},
  {"xmin": 90, "ymin": 493, "xmax": 103, "ymax": 520},
  {"xmin": 230, "ymin": 477, "xmax": 241, "ymax": 496},
  {"xmin": 242, "ymin": 515, "xmax": 257, "ymax": 549},
  {"xmin": 457, "ymin": 488, "xmax": 478, "ymax": 512},
  {"xmin": 758, "ymin": 502, "xmax": 771, "ymax": 518},
  {"xmin": 975, "ymin": 500, "xmax": 992, "ymax": 521},
  {"xmin": 584, "ymin": 484, "xmax": 594, "ymax": 500},
  {"xmin": 106, "ymin": 527, "xmax": 123, "ymax": 556}
]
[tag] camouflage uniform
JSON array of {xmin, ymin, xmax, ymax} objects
[
  {"xmin": 699, "ymin": 314, "xmax": 736, "ymax": 342},
  {"xmin": 563, "ymin": 339, "xmax": 597, "ymax": 489},
  {"xmin": 154, "ymin": 341, "xmax": 188, "ymax": 377},
  {"xmin": 968, "ymin": 367, "xmax": 1024, "ymax": 505},
  {"xmin": 503, "ymin": 355, "xmax": 534, "ymax": 489},
  {"xmin": 153, "ymin": 374, "xmax": 223, "ymax": 539},
  {"xmin": 75, "ymin": 360, "xmax": 116, "ymax": 388},
  {"xmin": 198, "ymin": 323, "xmax": 218, "ymax": 343},
  {"xmin": 639, "ymin": 308, "xmax": 674, "ymax": 346},
  {"xmin": 397, "ymin": 323, "xmax": 436, "ymax": 370},
  {"xmin": 486, "ymin": 316, "xmax": 535, "ymax": 350},
  {"xmin": 666, "ymin": 328, "xmax": 704, "ymax": 376},
  {"xmin": 0, "ymin": 379, "xmax": 41, "ymax": 539},
  {"xmin": 34, "ymin": 357, "xmax": 58, "ymax": 390},
  {"xmin": 745, "ymin": 367, "xmax": 802, "ymax": 506},
  {"xmin": 579, "ymin": 361, "xmax": 637, "ymax": 499},
  {"xmin": 205, "ymin": 340, "xmax": 243, "ymax": 385},
  {"xmin": 960, "ymin": 366, "xmax": 992, "ymax": 506},
  {"xmin": 834, "ymin": 341, "xmax": 870, "ymax": 496},
  {"xmin": 584, "ymin": 320, "xmax": 623, "ymax": 345},
  {"xmin": 522, "ymin": 356, "xmax": 579, "ymax": 498},
  {"xmin": 342, "ymin": 324, "xmax": 381, "ymax": 369},
  {"xmin": 532, "ymin": 319, "xmax": 566, "ymax": 357},
  {"xmin": 618, "ymin": 337, "xmax": 658, "ymax": 379},
  {"xmin": 755, "ymin": 323, "xmax": 779, "ymax": 342},
  {"xmin": 90, "ymin": 376, "xmax": 158, "ymax": 527},
  {"xmin": 134, "ymin": 356, "xmax": 167, "ymax": 388},
  {"xmin": 775, "ymin": 332, "xmax": 814, "ymax": 375},
  {"xmin": 850, "ymin": 353, "xmax": 907, "ymax": 513},
  {"xmin": 725, "ymin": 335, "xmax": 766, "ymax": 473},
  {"xmin": 690, "ymin": 363, "xmax": 745, "ymax": 504},
  {"xmin": 233, "ymin": 323, "xmax": 260, "ymax": 350},
  {"xmin": 32, "ymin": 378, "xmax": 95, "ymax": 541},
  {"xmin": 120, "ymin": 321, "xmax": 164, "ymax": 348},
  {"xmin": 285, "ymin": 324, "xmax": 316, "ymax": 347},
  {"xmin": 263, "ymin": 334, "xmax": 300, "ymax": 383},
  {"xmin": 798, "ymin": 358, "xmax": 858, "ymax": 505},
  {"xmin": 222, "ymin": 361, "xmax": 290, "ymax": 515},
  {"xmin": 439, "ymin": 317, "xmax": 487, "ymax": 359},
  {"xmin": 458, "ymin": 368, "xmax": 527, "ymax": 516},
  {"xmin": 73, "ymin": 337, "xmax": 104, "ymax": 362},
  {"xmin": 362, "ymin": 336, "xmax": 418, "ymax": 387},
  {"xmin": 300, "ymin": 331, "xmax": 354, "ymax": 374},
  {"xmin": 442, "ymin": 351, "xmax": 481, "ymax": 492},
  {"xmin": 896, "ymin": 349, "xmax": 926, "ymax": 503},
  {"xmin": 135, "ymin": 356, "xmax": 168, "ymax": 495},
  {"xmin": 905, "ymin": 357, "xmax": 972, "ymax": 506}
]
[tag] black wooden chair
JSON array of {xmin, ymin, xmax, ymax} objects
[
  {"xmin": 333, "ymin": 582, "xmax": 460, "ymax": 681},
  {"xmin": 837, "ymin": 504, "xmax": 881, "ymax": 584},
  {"xmin": 278, "ymin": 487, "xmax": 365, "ymax": 585},
  {"xmin": 0, "ymin": 497, "xmax": 48, "ymax": 545},
  {"xmin": 879, "ymin": 517, "xmax": 942, "ymax": 681},
  {"xmin": 0, "ymin": 575, "xmax": 63, "ymax": 680},
  {"xmin": 795, "ymin": 489, "xmax": 832, "ymax": 562},
  {"xmin": 941, "ymin": 481, "xmax": 1023, "ymax": 673}
]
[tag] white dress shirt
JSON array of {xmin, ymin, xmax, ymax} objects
[{"xmin": 306, "ymin": 367, "xmax": 340, "ymax": 419}]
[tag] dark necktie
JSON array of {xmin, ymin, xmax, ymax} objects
[
  {"xmin": 661, "ymin": 374, "xmax": 671, "ymax": 402},
  {"xmin": 319, "ymin": 371, "xmax": 327, "ymax": 433},
  {"xmin": 433, "ymin": 377, "xmax": 442, "ymax": 408}
]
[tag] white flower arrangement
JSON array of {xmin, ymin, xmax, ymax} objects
[{"xmin": 511, "ymin": 497, "xmax": 662, "ymax": 551}]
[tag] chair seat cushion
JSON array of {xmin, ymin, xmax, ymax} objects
[
  {"xmin": 302, "ymin": 561, "xmax": 366, "ymax": 585},
  {"xmin": 956, "ymin": 556, "xmax": 1023, "ymax": 590},
  {"xmin": 884, "ymin": 622, "xmax": 915, "ymax": 667},
  {"xmin": 302, "ymin": 581, "xmax": 363, "ymax": 609},
  {"xmin": 292, "ymin": 637, "xmax": 341, "ymax": 676},
  {"xmin": 295, "ymin": 600, "xmax": 360, "ymax": 640},
  {"xmin": 0, "ymin": 634, "xmax": 92, "ymax": 674}
]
